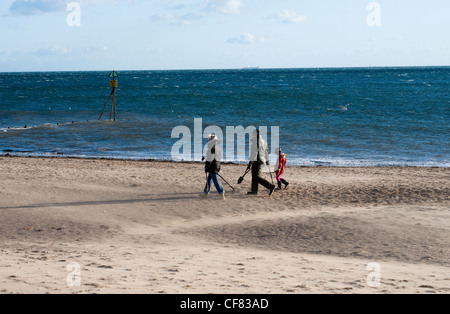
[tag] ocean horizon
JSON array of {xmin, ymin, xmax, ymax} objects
[{"xmin": 1, "ymin": 65, "xmax": 449, "ymax": 74}]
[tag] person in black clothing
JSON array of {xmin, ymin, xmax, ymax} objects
[{"xmin": 247, "ymin": 130, "xmax": 276, "ymax": 196}]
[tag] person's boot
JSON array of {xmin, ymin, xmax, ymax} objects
[
  {"xmin": 281, "ymin": 179, "xmax": 289, "ymax": 189},
  {"xmin": 220, "ymin": 192, "xmax": 226, "ymax": 200},
  {"xmin": 269, "ymin": 185, "xmax": 276, "ymax": 197},
  {"xmin": 248, "ymin": 184, "xmax": 258, "ymax": 195},
  {"xmin": 276, "ymin": 181, "xmax": 282, "ymax": 190}
]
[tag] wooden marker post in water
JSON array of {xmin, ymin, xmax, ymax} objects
[{"xmin": 99, "ymin": 70, "xmax": 118, "ymax": 121}]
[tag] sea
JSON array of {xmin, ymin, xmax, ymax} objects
[{"xmin": 0, "ymin": 67, "xmax": 449, "ymax": 167}]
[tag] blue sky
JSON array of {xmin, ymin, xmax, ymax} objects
[{"xmin": 1, "ymin": 0, "xmax": 449, "ymax": 72}]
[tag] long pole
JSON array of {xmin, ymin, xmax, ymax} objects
[
  {"xmin": 217, "ymin": 174, "xmax": 236, "ymax": 192},
  {"xmin": 267, "ymin": 164, "xmax": 274, "ymax": 185},
  {"xmin": 109, "ymin": 87, "xmax": 115, "ymax": 121},
  {"xmin": 99, "ymin": 89, "xmax": 114, "ymax": 121},
  {"xmin": 113, "ymin": 87, "xmax": 116, "ymax": 121}
]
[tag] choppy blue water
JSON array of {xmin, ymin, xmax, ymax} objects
[{"xmin": 0, "ymin": 67, "xmax": 449, "ymax": 167}]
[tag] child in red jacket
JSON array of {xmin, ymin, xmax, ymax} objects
[{"xmin": 275, "ymin": 148, "xmax": 289, "ymax": 190}]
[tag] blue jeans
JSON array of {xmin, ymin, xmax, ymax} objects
[{"xmin": 204, "ymin": 173, "xmax": 224, "ymax": 195}]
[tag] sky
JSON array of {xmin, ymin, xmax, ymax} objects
[{"xmin": 0, "ymin": 0, "xmax": 449, "ymax": 72}]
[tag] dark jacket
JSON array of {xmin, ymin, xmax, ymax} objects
[
  {"xmin": 205, "ymin": 159, "xmax": 221, "ymax": 174},
  {"xmin": 205, "ymin": 138, "xmax": 222, "ymax": 174}
]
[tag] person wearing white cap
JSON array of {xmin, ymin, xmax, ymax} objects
[{"xmin": 202, "ymin": 134, "xmax": 226, "ymax": 200}]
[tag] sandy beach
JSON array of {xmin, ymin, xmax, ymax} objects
[{"xmin": 0, "ymin": 156, "xmax": 449, "ymax": 294}]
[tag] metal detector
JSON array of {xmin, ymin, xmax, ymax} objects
[
  {"xmin": 238, "ymin": 168, "xmax": 251, "ymax": 185},
  {"xmin": 217, "ymin": 174, "xmax": 236, "ymax": 193}
]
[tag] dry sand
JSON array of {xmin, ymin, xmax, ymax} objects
[{"xmin": 0, "ymin": 157, "xmax": 449, "ymax": 294}]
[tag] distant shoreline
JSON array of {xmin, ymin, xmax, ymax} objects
[{"xmin": 1, "ymin": 155, "xmax": 448, "ymax": 169}]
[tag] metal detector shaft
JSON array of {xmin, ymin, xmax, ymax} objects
[
  {"xmin": 217, "ymin": 174, "xmax": 235, "ymax": 192},
  {"xmin": 204, "ymin": 173, "xmax": 209, "ymax": 191},
  {"xmin": 267, "ymin": 163, "xmax": 274, "ymax": 185}
]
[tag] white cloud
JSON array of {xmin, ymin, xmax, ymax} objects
[
  {"xmin": 9, "ymin": 0, "xmax": 117, "ymax": 16},
  {"xmin": 150, "ymin": 12, "xmax": 175, "ymax": 22},
  {"xmin": 206, "ymin": 0, "xmax": 242, "ymax": 15},
  {"xmin": 78, "ymin": 0, "xmax": 117, "ymax": 5},
  {"xmin": 150, "ymin": 12, "xmax": 202, "ymax": 25},
  {"xmin": 227, "ymin": 33, "xmax": 265, "ymax": 45},
  {"xmin": 279, "ymin": 10, "xmax": 307, "ymax": 24},
  {"xmin": 34, "ymin": 45, "xmax": 70, "ymax": 56},
  {"xmin": 9, "ymin": 0, "xmax": 66, "ymax": 15}
]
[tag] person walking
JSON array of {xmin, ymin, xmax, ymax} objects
[
  {"xmin": 202, "ymin": 134, "xmax": 226, "ymax": 200},
  {"xmin": 247, "ymin": 129, "xmax": 276, "ymax": 196},
  {"xmin": 275, "ymin": 148, "xmax": 289, "ymax": 190}
]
